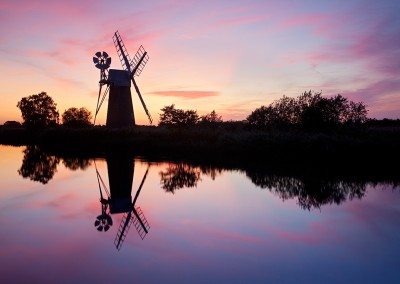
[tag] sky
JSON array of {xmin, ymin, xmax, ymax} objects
[{"xmin": 0, "ymin": 0, "xmax": 399, "ymax": 125}]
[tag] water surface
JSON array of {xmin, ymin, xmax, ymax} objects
[{"xmin": 0, "ymin": 145, "xmax": 399, "ymax": 283}]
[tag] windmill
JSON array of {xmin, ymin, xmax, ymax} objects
[
  {"xmin": 92, "ymin": 30, "xmax": 152, "ymax": 127},
  {"xmin": 93, "ymin": 156, "xmax": 150, "ymax": 250}
]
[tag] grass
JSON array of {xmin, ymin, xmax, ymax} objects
[{"xmin": 1, "ymin": 124, "xmax": 399, "ymax": 165}]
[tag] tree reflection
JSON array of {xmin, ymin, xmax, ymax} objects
[
  {"xmin": 199, "ymin": 165, "xmax": 223, "ymax": 180},
  {"xmin": 246, "ymin": 171, "xmax": 367, "ymax": 210},
  {"xmin": 159, "ymin": 163, "xmax": 201, "ymax": 193},
  {"xmin": 18, "ymin": 145, "xmax": 60, "ymax": 184},
  {"xmin": 62, "ymin": 157, "xmax": 92, "ymax": 171}
]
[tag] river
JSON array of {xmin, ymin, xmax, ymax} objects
[{"xmin": 0, "ymin": 145, "xmax": 399, "ymax": 283}]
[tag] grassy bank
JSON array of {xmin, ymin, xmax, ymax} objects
[{"xmin": 1, "ymin": 125, "xmax": 399, "ymax": 165}]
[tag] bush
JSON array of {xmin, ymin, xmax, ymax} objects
[
  {"xmin": 199, "ymin": 110, "xmax": 223, "ymax": 128},
  {"xmin": 3, "ymin": 121, "xmax": 23, "ymax": 128},
  {"xmin": 62, "ymin": 107, "xmax": 92, "ymax": 127},
  {"xmin": 159, "ymin": 104, "xmax": 199, "ymax": 127}
]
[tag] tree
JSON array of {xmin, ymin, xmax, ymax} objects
[
  {"xmin": 345, "ymin": 101, "xmax": 368, "ymax": 124},
  {"xmin": 300, "ymin": 94, "xmax": 368, "ymax": 130},
  {"xmin": 247, "ymin": 91, "xmax": 368, "ymax": 131},
  {"xmin": 159, "ymin": 104, "xmax": 199, "ymax": 127},
  {"xmin": 62, "ymin": 107, "xmax": 92, "ymax": 127},
  {"xmin": 246, "ymin": 105, "xmax": 275, "ymax": 129},
  {"xmin": 199, "ymin": 110, "xmax": 223, "ymax": 127},
  {"xmin": 17, "ymin": 92, "xmax": 59, "ymax": 128}
]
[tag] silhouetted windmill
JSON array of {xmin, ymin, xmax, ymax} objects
[
  {"xmin": 93, "ymin": 30, "xmax": 152, "ymax": 127},
  {"xmin": 93, "ymin": 156, "xmax": 150, "ymax": 250}
]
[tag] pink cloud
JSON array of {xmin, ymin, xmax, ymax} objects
[
  {"xmin": 306, "ymin": 5, "xmax": 400, "ymax": 75},
  {"xmin": 0, "ymin": 0, "xmax": 97, "ymax": 17},
  {"xmin": 152, "ymin": 90, "xmax": 219, "ymax": 98},
  {"xmin": 345, "ymin": 79, "xmax": 400, "ymax": 102},
  {"xmin": 214, "ymin": 14, "xmax": 268, "ymax": 29}
]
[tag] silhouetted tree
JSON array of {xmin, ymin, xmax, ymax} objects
[
  {"xmin": 247, "ymin": 96, "xmax": 298, "ymax": 129},
  {"xmin": 247, "ymin": 91, "xmax": 368, "ymax": 131},
  {"xmin": 246, "ymin": 105, "xmax": 275, "ymax": 129},
  {"xmin": 18, "ymin": 145, "xmax": 60, "ymax": 184},
  {"xmin": 199, "ymin": 110, "xmax": 223, "ymax": 127},
  {"xmin": 300, "ymin": 94, "xmax": 368, "ymax": 130},
  {"xmin": 159, "ymin": 104, "xmax": 199, "ymax": 127},
  {"xmin": 62, "ymin": 107, "xmax": 92, "ymax": 127},
  {"xmin": 346, "ymin": 101, "xmax": 369, "ymax": 124},
  {"xmin": 17, "ymin": 92, "xmax": 59, "ymax": 128}
]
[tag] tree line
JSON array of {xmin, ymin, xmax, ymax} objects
[
  {"xmin": 13, "ymin": 90, "xmax": 372, "ymax": 131},
  {"xmin": 247, "ymin": 90, "xmax": 368, "ymax": 131},
  {"xmin": 16, "ymin": 91, "xmax": 92, "ymax": 128}
]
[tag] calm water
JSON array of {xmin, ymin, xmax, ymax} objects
[{"xmin": 0, "ymin": 145, "xmax": 399, "ymax": 284}]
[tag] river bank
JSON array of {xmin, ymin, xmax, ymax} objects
[{"xmin": 1, "ymin": 125, "xmax": 399, "ymax": 166}]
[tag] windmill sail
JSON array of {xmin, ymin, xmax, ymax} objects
[
  {"xmin": 132, "ymin": 79, "xmax": 153, "ymax": 124},
  {"xmin": 114, "ymin": 166, "xmax": 151, "ymax": 250},
  {"xmin": 130, "ymin": 45, "xmax": 149, "ymax": 77},
  {"xmin": 94, "ymin": 85, "xmax": 110, "ymax": 125},
  {"xmin": 112, "ymin": 30, "xmax": 153, "ymax": 124},
  {"xmin": 114, "ymin": 206, "xmax": 150, "ymax": 250},
  {"xmin": 113, "ymin": 31, "xmax": 133, "ymax": 73}
]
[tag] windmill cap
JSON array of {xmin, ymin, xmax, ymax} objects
[{"xmin": 108, "ymin": 69, "xmax": 131, "ymax": 87}]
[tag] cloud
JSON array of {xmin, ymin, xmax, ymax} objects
[
  {"xmin": 213, "ymin": 14, "xmax": 268, "ymax": 30},
  {"xmin": 344, "ymin": 79, "xmax": 400, "ymax": 119},
  {"xmin": 306, "ymin": 3, "xmax": 400, "ymax": 74},
  {"xmin": 151, "ymin": 90, "xmax": 219, "ymax": 98}
]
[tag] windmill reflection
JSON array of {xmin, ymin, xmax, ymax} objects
[{"xmin": 94, "ymin": 153, "xmax": 150, "ymax": 250}]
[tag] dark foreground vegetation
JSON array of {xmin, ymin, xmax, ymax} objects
[{"xmin": 1, "ymin": 122, "xmax": 399, "ymax": 167}]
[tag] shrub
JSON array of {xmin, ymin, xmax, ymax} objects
[
  {"xmin": 62, "ymin": 107, "xmax": 92, "ymax": 127},
  {"xmin": 159, "ymin": 104, "xmax": 199, "ymax": 127}
]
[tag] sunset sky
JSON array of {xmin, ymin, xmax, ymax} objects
[{"xmin": 1, "ymin": 0, "xmax": 399, "ymax": 125}]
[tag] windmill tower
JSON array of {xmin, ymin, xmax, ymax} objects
[{"xmin": 93, "ymin": 30, "xmax": 152, "ymax": 127}]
